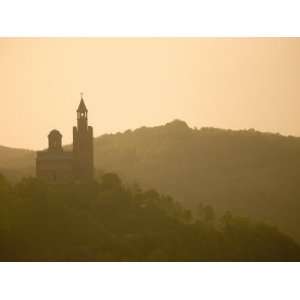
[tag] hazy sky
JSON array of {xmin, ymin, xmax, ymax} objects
[{"xmin": 1, "ymin": 38, "xmax": 300, "ymax": 149}]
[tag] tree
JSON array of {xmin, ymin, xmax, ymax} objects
[{"xmin": 196, "ymin": 203, "xmax": 215, "ymax": 223}]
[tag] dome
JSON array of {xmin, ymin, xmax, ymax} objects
[{"xmin": 48, "ymin": 129, "xmax": 62, "ymax": 137}]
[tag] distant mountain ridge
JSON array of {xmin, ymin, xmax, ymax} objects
[
  {"xmin": 1, "ymin": 120, "xmax": 300, "ymax": 241},
  {"xmin": 0, "ymin": 145, "xmax": 35, "ymax": 181}
]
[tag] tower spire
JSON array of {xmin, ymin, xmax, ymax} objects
[
  {"xmin": 73, "ymin": 93, "xmax": 94, "ymax": 181},
  {"xmin": 77, "ymin": 93, "xmax": 88, "ymax": 113}
]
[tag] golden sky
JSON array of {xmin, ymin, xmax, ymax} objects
[{"xmin": 1, "ymin": 38, "xmax": 300, "ymax": 149}]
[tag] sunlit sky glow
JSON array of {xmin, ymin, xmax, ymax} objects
[{"xmin": 1, "ymin": 38, "xmax": 300, "ymax": 149}]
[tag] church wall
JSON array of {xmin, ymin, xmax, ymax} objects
[
  {"xmin": 36, "ymin": 152, "xmax": 74, "ymax": 183},
  {"xmin": 36, "ymin": 97, "xmax": 94, "ymax": 183}
]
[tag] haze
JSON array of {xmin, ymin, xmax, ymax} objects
[{"xmin": 1, "ymin": 38, "xmax": 300, "ymax": 149}]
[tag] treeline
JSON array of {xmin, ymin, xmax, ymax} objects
[
  {"xmin": 93, "ymin": 120, "xmax": 300, "ymax": 242},
  {"xmin": 0, "ymin": 173, "xmax": 299, "ymax": 261},
  {"xmin": 2, "ymin": 120, "xmax": 300, "ymax": 243}
]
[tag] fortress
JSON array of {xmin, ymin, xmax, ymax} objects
[{"xmin": 36, "ymin": 95, "xmax": 94, "ymax": 182}]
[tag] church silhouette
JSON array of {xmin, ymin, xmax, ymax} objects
[{"xmin": 36, "ymin": 95, "xmax": 94, "ymax": 182}]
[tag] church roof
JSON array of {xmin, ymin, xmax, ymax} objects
[
  {"xmin": 77, "ymin": 97, "xmax": 88, "ymax": 113},
  {"xmin": 48, "ymin": 129, "xmax": 62, "ymax": 137}
]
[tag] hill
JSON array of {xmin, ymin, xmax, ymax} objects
[
  {"xmin": 0, "ymin": 173, "xmax": 299, "ymax": 261},
  {"xmin": 1, "ymin": 120, "xmax": 300, "ymax": 242},
  {"xmin": 93, "ymin": 120, "xmax": 300, "ymax": 242},
  {"xmin": 0, "ymin": 145, "xmax": 35, "ymax": 181}
]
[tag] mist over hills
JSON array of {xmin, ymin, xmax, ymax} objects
[
  {"xmin": 0, "ymin": 145, "xmax": 35, "ymax": 181},
  {"xmin": 1, "ymin": 120, "xmax": 300, "ymax": 241},
  {"xmin": 2, "ymin": 173, "xmax": 299, "ymax": 261}
]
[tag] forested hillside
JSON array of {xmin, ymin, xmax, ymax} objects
[
  {"xmin": 0, "ymin": 173, "xmax": 299, "ymax": 261},
  {"xmin": 93, "ymin": 120, "xmax": 300, "ymax": 242},
  {"xmin": 1, "ymin": 120, "xmax": 300, "ymax": 242},
  {"xmin": 0, "ymin": 145, "xmax": 35, "ymax": 181}
]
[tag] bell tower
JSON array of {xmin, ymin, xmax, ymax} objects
[{"xmin": 73, "ymin": 93, "xmax": 94, "ymax": 181}]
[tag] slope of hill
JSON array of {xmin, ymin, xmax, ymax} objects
[
  {"xmin": 1, "ymin": 173, "xmax": 299, "ymax": 261},
  {"xmin": 1, "ymin": 120, "xmax": 300, "ymax": 242},
  {"xmin": 0, "ymin": 146, "xmax": 35, "ymax": 181},
  {"xmin": 93, "ymin": 120, "xmax": 300, "ymax": 241}
]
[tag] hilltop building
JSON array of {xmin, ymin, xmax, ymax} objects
[{"xmin": 36, "ymin": 95, "xmax": 94, "ymax": 182}]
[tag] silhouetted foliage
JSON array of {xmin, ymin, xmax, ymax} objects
[
  {"xmin": 91, "ymin": 121, "xmax": 300, "ymax": 242},
  {"xmin": 0, "ymin": 173, "xmax": 299, "ymax": 261},
  {"xmin": 2, "ymin": 120, "xmax": 300, "ymax": 242}
]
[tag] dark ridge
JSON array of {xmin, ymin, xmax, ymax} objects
[{"xmin": 2, "ymin": 120, "xmax": 300, "ymax": 242}]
